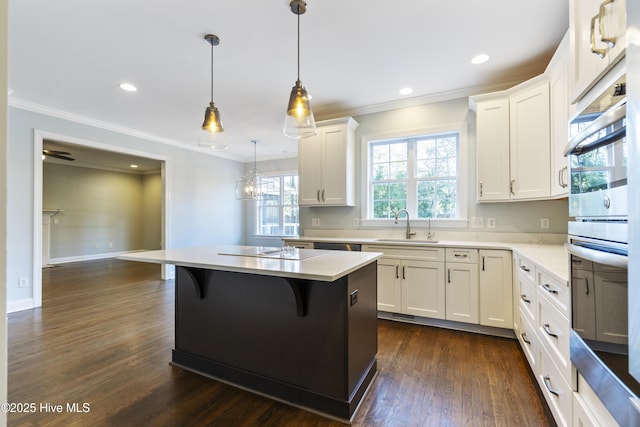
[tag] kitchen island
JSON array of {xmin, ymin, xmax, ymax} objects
[{"xmin": 119, "ymin": 245, "xmax": 381, "ymax": 422}]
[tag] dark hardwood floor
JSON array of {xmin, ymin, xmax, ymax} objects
[{"xmin": 8, "ymin": 259, "xmax": 554, "ymax": 426}]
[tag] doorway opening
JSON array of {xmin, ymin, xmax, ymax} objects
[{"xmin": 33, "ymin": 130, "xmax": 172, "ymax": 308}]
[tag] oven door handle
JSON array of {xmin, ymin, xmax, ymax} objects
[
  {"xmin": 564, "ymin": 100, "xmax": 626, "ymax": 156},
  {"xmin": 565, "ymin": 242, "xmax": 628, "ymax": 269}
]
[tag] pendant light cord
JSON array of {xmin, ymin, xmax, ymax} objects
[
  {"xmin": 210, "ymin": 41, "xmax": 214, "ymax": 102},
  {"xmin": 297, "ymin": 10, "xmax": 300, "ymax": 81}
]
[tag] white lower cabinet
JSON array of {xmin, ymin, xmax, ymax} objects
[
  {"xmin": 479, "ymin": 250, "xmax": 513, "ymax": 328},
  {"xmin": 514, "ymin": 252, "xmax": 573, "ymax": 427},
  {"xmin": 539, "ymin": 344, "xmax": 572, "ymax": 427},
  {"xmin": 445, "ymin": 248, "xmax": 479, "ymax": 324},
  {"xmin": 572, "ymin": 373, "xmax": 621, "ymax": 427},
  {"xmin": 403, "ymin": 259, "xmax": 446, "ymax": 318},
  {"xmin": 362, "ymin": 245, "xmax": 445, "ymax": 317}
]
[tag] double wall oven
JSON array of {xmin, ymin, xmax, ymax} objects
[{"xmin": 565, "ymin": 68, "xmax": 640, "ymax": 425}]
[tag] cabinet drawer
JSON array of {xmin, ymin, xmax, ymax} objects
[
  {"xmin": 538, "ymin": 346, "xmax": 571, "ymax": 427},
  {"xmin": 537, "ymin": 293, "xmax": 571, "ymax": 385},
  {"xmin": 538, "ymin": 270, "xmax": 570, "ymax": 319},
  {"xmin": 518, "ymin": 308, "xmax": 539, "ymax": 373},
  {"xmin": 364, "ymin": 245, "xmax": 444, "ymax": 261},
  {"xmin": 516, "ymin": 255, "xmax": 536, "ymax": 283},
  {"xmin": 518, "ymin": 274, "xmax": 536, "ymax": 324},
  {"xmin": 445, "ymin": 248, "xmax": 478, "ymax": 264}
]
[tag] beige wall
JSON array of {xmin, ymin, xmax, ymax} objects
[{"xmin": 43, "ymin": 163, "xmax": 161, "ymax": 260}]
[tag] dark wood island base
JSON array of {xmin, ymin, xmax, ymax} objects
[{"xmin": 171, "ymin": 261, "xmax": 378, "ymax": 422}]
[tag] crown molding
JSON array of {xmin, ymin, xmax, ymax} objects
[{"xmin": 8, "ymin": 97, "xmax": 241, "ymax": 162}]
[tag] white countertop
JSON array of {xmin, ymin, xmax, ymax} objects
[
  {"xmin": 118, "ymin": 245, "xmax": 382, "ymax": 282},
  {"xmin": 285, "ymin": 237, "xmax": 569, "ymax": 283}
]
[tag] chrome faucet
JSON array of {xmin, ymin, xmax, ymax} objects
[{"xmin": 394, "ymin": 209, "xmax": 416, "ymax": 240}]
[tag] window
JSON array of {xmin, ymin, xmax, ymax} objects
[
  {"xmin": 255, "ymin": 172, "xmax": 299, "ymax": 236},
  {"xmin": 367, "ymin": 130, "xmax": 462, "ymax": 221}
]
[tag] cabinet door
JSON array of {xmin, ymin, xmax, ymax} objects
[
  {"xmin": 445, "ymin": 262, "xmax": 479, "ymax": 324},
  {"xmin": 479, "ymin": 250, "xmax": 513, "ymax": 328},
  {"xmin": 549, "ymin": 32, "xmax": 570, "ymax": 197},
  {"xmin": 571, "ymin": 269, "xmax": 596, "ymax": 340},
  {"xmin": 569, "ymin": 0, "xmax": 610, "ymax": 102},
  {"xmin": 509, "ymin": 82, "xmax": 551, "ymax": 200},
  {"xmin": 298, "ymin": 132, "xmax": 323, "ymax": 206},
  {"xmin": 402, "ymin": 260, "xmax": 445, "ymax": 319},
  {"xmin": 376, "ymin": 257, "xmax": 402, "ymax": 312},
  {"xmin": 475, "ymin": 98, "xmax": 511, "ymax": 201},
  {"xmin": 321, "ymin": 126, "xmax": 351, "ymax": 205},
  {"xmin": 595, "ymin": 270, "xmax": 627, "ymax": 344}
]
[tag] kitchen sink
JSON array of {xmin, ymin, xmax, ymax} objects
[{"xmin": 374, "ymin": 239, "xmax": 439, "ymax": 244}]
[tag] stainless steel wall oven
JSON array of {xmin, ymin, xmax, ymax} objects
[{"xmin": 566, "ymin": 69, "xmax": 640, "ymax": 426}]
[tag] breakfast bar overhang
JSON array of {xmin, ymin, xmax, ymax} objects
[{"xmin": 119, "ymin": 245, "xmax": 381, "ymax": 422}]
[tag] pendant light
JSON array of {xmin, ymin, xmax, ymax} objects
[
  {"xmin": 236, "ymin": 140, "xmax": 264, "ymax": 200},
  {"xmin": 283, "ymin": 0, "xmax": 317, "ymax": 139},
  {"xmin": 198, "ymin": 34, "xmax": 228, "ymax": 151}
]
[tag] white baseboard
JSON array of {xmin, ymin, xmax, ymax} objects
[
  {"xmin": 49, "ymin": 249, "xmax": 145, "ymax": 265},
  {"xmin": 7, "ymin": 298, "xmax": 35, "ymax": 314}
]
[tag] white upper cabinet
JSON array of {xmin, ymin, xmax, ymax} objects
[
  {"xmin": 569, "ymin": 0, "xmax": 626, "ymax": 103},
  {"xmin": 471, "ymin": 76, "xmax": 551, "ymax": 202},
  {"xmin": 298, "ymin": 117, "xmax": 359, "ymax": 206},
  {"xmin": 509, "ymin": 79, "xmax": 551, "ymax": 200},
  {"xmin": 547, "ymin": 31, "xmax": 570, "ymax": 198},
  {"xmin": 475, "ymin": 97, "xmax": 511, "ymax": 201}
]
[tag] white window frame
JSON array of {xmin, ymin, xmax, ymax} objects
[
  {"xmin": 360, "ymin": 123, "xmax": 469, "ymax": 228},
  {"xmin": 253, "ymin": 170, "xmax": 299, "ymax": 237}
]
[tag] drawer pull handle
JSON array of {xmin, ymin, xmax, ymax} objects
[
  {"xmin": 520, "ymin": 265, "xmax": 530, "ymax": 273},
  {"xmin": 521, "ymin": 332, "xmax": 531, "ymax": 345},
  {"xmin": 395, "ymin": 265, "xmax": 399, "ymax": 279},
  {"xmin": 520, "ymin": 294, "xmax": 531, "ymax": 304},
  {"xmin": 402, "ymin": 265, "xmax": 406, "ymax": 280},
  {"xmin": 543, "ymin": 375, "xmax": 560, "ymax": 396},
  {"xmin": 542, "ymin": 283, "xmax": 558, "ymax": 295},
  {"xmin": 543, "ymin": 323, "xmax": 558, "ymax": 339},
  {"xmin": 454, "ymin": 253, "xmax": 468, "ymax": 258},
  {"xmin": 447, "ymin": 269, "xmax": 451, "ymax": 283}
]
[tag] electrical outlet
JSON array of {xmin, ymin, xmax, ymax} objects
[
  {"xmin": 19, "ymin": 277, "xmax": 29, "ymax": 288},
  {"xmin": 470, "ymin": 217, "xmax": 483, "ymax": 228},
  {"xmin": 53, "ymin": 218, "xmax": 59, "ymax": 224},
  {"xmin": 353, "ymin": 218, "xmax": 359, "ymax": 227},
  {"xmin": 541, "ymin": 217, "xmax": 550, "ymax": 229},
  {"xmin": 487, "ymin": 218, "xmax": 496, "ymax": 228},
  {"xmin": 108, "ymin": 241, "xmax": 113, "ymax": 248},
  {"xmin": 312, "ymin": 218, "xmax": 320, "ymax": 227}
]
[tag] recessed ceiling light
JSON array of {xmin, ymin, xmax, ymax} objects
[
  {"xmin": 119, "ymin": 83, "xmax": 138, "ymax": 92},
  {"xmin": 471, "ymin": 54, "xmax": 490, "ymax": 65},
  {"xmin": 399, "ymin": 87, "xmax": 413, "ymax": 95},
  {"xmin": 130, "ymin": 164, "xmax": 139, "ymax": 168}
]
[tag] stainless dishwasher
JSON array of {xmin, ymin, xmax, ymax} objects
[{"xmin": 313, "ymin": 242, "xmax": 361, "ymax": 251}]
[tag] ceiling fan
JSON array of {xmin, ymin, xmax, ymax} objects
[{"xmin": 43, "ymin": 149, "xmax": 75, "ymax": 161}]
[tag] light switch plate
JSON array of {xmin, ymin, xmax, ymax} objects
[
  {"xmin": 487, "ymin": 218, "xmax": 496, "ymax": 228},
  {"xmin": 541, "ymin": 217, "xmax": 550, "ymax": 229},
  {"xmin": 312, "ymin": 218, "xmax": 320, "ymax": 227}
]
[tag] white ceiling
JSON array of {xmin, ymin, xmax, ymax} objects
[{"xmin": 9, "ymin": 0, "xmax": 569, "ymax": 164}]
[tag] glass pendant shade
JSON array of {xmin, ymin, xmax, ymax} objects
[
  {"xmin": 202, "ymin": 101, "xmax": 223, "ymax": 133},
  {"xmin": 283, "ymin": 80, "xmax": 316, "ymax": 138}
]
